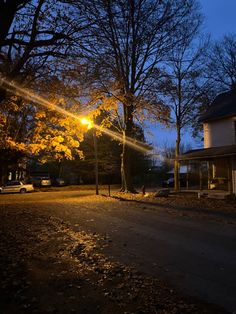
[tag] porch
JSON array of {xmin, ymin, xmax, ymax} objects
[{"xmin": 179, "ymin": 145, "xmax": 236, "ymax": 196}]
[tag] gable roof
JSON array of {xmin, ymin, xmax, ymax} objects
[
  {"xmin": 200, "ymin": 89, "xmax": 236, "ymax": 122},
  {"xmin": 179, "ymin": 145, "xmax": 236, "ymax": 161}
]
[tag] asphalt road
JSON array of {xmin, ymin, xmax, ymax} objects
[{"xmin": 1, "ymin": 189, "xmax": 236, "ymax": 312}]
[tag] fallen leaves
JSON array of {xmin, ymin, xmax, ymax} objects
[{"xmin": 0, "ymin": 206, "xmax": 226, "ymax": 313}]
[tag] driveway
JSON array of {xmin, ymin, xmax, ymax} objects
[{"xmin": 0, "ymin": 189, "xmax": 236, "ymax": 312}]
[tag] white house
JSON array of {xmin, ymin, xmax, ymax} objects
[{"xmin": 180, "ymin": 89, "xmax": 236, "ymax": 195}]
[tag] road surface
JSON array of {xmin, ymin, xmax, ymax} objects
[{"xmin": 1, "ymin": 189, "xmax": 236, "ymax": 312}]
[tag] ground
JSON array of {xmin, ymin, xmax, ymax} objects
[{"xmin": 0, "ymin": 187, "xmax": 235, "ymax": 313}]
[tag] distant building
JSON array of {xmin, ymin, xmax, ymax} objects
[{"xmin": 180, "ymin": 89, "xmax": 236, "ymax": 195}]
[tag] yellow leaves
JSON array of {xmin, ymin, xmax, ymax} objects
[
  {"xmin": 35, "ymin": 111, "xmax": 46, "ymax": 119},
  {"xmin": 0, "ymin": 87, "xmax": 98, "ymax": 162},
  {"xmin": 38, "ymin": 156, "xmax": 48, "ymax": 164},
  {"xmin": 28, "ymin": 143, "xmax": 47, "ymax": 154},
  {"xmin": 54, "ymin": 143, "xmax": 65, "ymax": 153},
  {"xmin": 98, "ymin": 96, "xmax": 118, "ymax": 111},
  {"xmin": 76, "ymin": 149, "xmax": 84, "ymax": 159},
  {"xmin": 5, "ymin": 98, "xmax": 20, "ymax": 112},
  {"xmin": 6, "ymin": 137, "xmax": 26, "ymax": 151},
  {"xmin": 17, "ymin": 143, "xmax": 27, "ymax": 151},
  {"xmin": 5, "ymin": 138, "xmax": 49, "ymax": 156},
  {"xmin": 0, "ymin": 78, "xmax": 92, "ymax": 162},
  {"xmin": 63, "ymin": 147, "xmax": 73, "ymax": 160},
  {"xmin": 0, "ymin": 114, "xmax": 6, "ymax": 126},
  {"xmin": 51, "ymin": 136, "xmax": 64, "ymax": 146},
  {"xmin": 67, "ymin": 138, "xmax": 80, "ymax": 148}
]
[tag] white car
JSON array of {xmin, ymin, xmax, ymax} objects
[
  {"xmin": 40, "ymin": 177, "xmax": 51, "ymax": 187},
  {"xmin": 0, "ymin": 181, "xmax": 34, "ymax": 194}
]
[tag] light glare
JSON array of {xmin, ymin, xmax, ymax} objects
[
  {"xmin": 80, "ymin": 118, "xmax": 93, "ymax": 129},
  {"xmin": 0, "ymin": 75, "xmax": 151, "ymax": 154}
]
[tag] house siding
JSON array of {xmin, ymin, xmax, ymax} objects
[{"xmin": 204, "ymin": 117, "xmax": 236, "ymax": 148}]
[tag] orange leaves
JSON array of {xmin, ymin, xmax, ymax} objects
[
  {"xmin": 0, "ymin": 114, "xmax": 6, "ymax": 127},
  {"xmin": 35, "ymin": 111, "xmax": 46, "ymax": 119},
  {"xmin": 0, "ymin": 96, "xmax": 87, "ymax": 162},
  {"xmin": 28, "ymin": 143, "xmax": 46, "ymax": 154},
  {"xmin": 26, "ymin": 99, "xmax": 88, "ymax": 162},
  {"xmin": 98, "ymin": 96, "xmax": 118, "ymax": 112},
  {"xmin": 5, "ymin": 137, "xmax": 26, "ymax": 152},
  {"xmin": 51, "ymin": 136, "xmax": 64, "ymax": 146}
]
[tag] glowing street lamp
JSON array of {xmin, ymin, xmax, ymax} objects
[
  {"xmin": 80, "ymin": 118, "xmax": 99, "ymax": 195},
  {"xmin": 80, "ymin": 118, "xmax": 93, "ymax": 130}
]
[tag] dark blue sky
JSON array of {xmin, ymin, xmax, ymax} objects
[
  {"xmin": 200, "ymin": 0, "xmax": 236, "ymax": 38},
  {"xmin": 149, "ymin": 0, "xmax": 236, "ymax": 152}
]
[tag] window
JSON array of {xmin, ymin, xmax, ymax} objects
[{"xmin": 6, "ymin": 181, "xmax": 20, "ymax": 186}]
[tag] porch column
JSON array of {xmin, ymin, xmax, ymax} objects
[
  {"xmin": 227, "ymin": 158, "xmax": 233, "ymax": 194},
  {"xmin": 232, "ymin": 157, "xmax": 236, "ymax": 195},
  {"xmin": 199, "ymin": 161, "xmax": 203, "ymax": 191},
  {"xmin": 186, "ymin": 161, "xmax": 189, "ymax": 190},
  {"xmin": 207, "ymin": 161, "xmax": 211, "ymax": 189}
]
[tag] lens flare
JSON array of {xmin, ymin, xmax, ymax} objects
[
  {"xmin": 80, "ymin": 118, "xmax": 94, "ymax": 130},
  {"xmin": 95, "ymin": 126, "xmax": 151, "ymax": 153},
  {"xmin": 0, "ymin": 75, "xmax": 151, "ymax": 154}
]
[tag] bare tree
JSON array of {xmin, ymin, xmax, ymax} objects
[
  {"xmin": 69, "ymin": 0, "xmax": 201, "ymax": 192},
  {"xmin": 158, "ymin": 30, "xmax": 209, "ymax": 190},
  {"xmin": 161, "ymin": 141, "xmax": 192, "ymax": 172},
  {"xmin": 207, "ymin": 34, "xmax": 236, "ymax": 92},
  {"xmin": 0, "ymin": 0, "xmax": 84, "ymax": 99},
  {"xmin": 0, "ymin": 0, "xmax": 30, "ymax": 47}
]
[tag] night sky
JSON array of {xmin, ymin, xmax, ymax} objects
[
  {"xmin": 200, "ymin": 0, "xmax": 236, "ymax": 38},
  {"xmin": 149, "ymin": 0, "xmax": 236, "ymax": 153}
]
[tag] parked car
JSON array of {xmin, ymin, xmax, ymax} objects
[
  {"xmin": 40, "ymin": 177, "xmax": 52, "ymax": 187},
  {"xmin": 162, "ymin": 177, "xmax": 186, "ymax": 188},
  {"xmin": 0, "ymin": 181, "xmax": 34, "ymax": 194},
  {"xmin": 29, "ymin": 177, "xmax": 51, "ymax": 187},
  {"xmin": 52, "ymin": 178, "xmax": 66, "ymax": 186},
  {"xmin": 209, "ymin": 177, "xmax": 228, "ymax": 190},
  {"xmin": 29, "ymin": 177, "xmax": 41, "ymax": 187}
]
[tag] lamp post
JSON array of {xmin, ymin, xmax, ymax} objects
[
  {"xmin": 80, "ymin": 118, "xmax": 99, "ymax": 195},
  {"xmin": 93, "ymin": 128, "xmax": 99, "ymax": 195}
]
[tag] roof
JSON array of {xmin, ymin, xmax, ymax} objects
[
  {"xmin": 179, "ymin": 145, "xmax": 236, "ymax": 161},
  {"xmin": 200, "ymin": 89, "xmax": 236, "ymax": 122}
]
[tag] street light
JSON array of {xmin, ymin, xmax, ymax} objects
[{"xmin": 80, "ymin": 118, "xmax": 99, "ymax": 195}]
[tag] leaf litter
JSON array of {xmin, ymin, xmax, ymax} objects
[{"xmin": 0, "ymin": 206, "xmax": 226, "ymax": 313}]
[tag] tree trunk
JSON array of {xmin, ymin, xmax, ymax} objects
[
  {"xmin": 0, "ymin": 1, "xmax": 31, "ymax": 47},
  {"xmin": 0, "ymin": 1, "xmax": 18, "ymax": 46},
  {"xmin": 120, "ymin": 132, "xmax": 133, "ymax": 192},
  {"xmin": 0, "ymin": 162, "xmax": 8, "ymax": 185},
  {"xmin": 174, "ymin": 125, "xmax": 181, "ymax": 191},
  {"xmin": 120, "ymin": 104, "xmax": 135, "ymax": 193}
]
